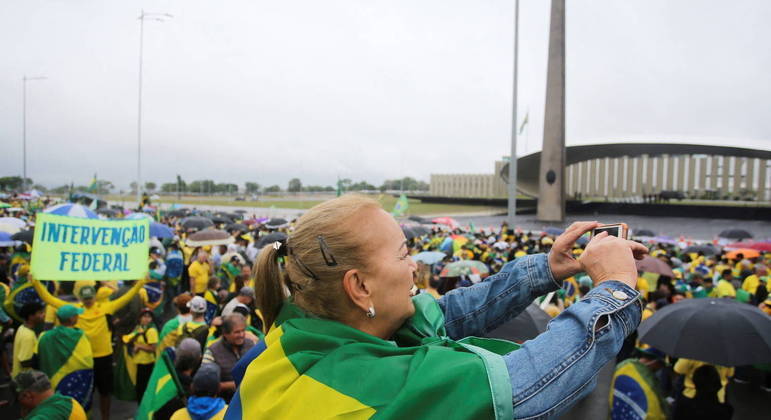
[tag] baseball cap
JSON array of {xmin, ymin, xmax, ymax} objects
[
  {"xmin": 56, "ymin": 304, "xmax": 84, "ymax": 320},
  {"xmin": 79, "ymin": 285, "xmax": 96, "ymax": 299},
  {"xmin": 239, "ymin": 286, "xmax": 255, "ymax": 298},
  {"xmin": 187, "ymin": 296, "xmax": 207, "ymax": 313},
  {"xmin": 193, "ymin": 363, "xmax": 221, "ymax": 396},
  {"xmin": 13, "ymin": 370, "xmax": 50, "ymax": 393}
]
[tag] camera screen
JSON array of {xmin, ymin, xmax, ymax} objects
[{"xmin": 594, "ymin": 226, "xmax": 621, "ymax": 237}]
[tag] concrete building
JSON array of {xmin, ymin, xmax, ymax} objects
[{"xmin": 429, "ymin": 143, "xmax": 771, "ymax": 202}]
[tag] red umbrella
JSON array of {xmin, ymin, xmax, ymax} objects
[
  {"xmin": 432, "ymin": 217, "xmax": 459, "ymax": 229},
  {"xmin": 635, "ymin": 256, "xmax": 675, "ymax": 277},
  {"xmin": 724, "ymin": 241, "xmax": 771, "ymax": 252}
]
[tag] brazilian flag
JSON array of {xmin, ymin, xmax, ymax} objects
[
  {"xmin": 22, "ymin": 393, "xmax": 87, "ymax": 420},
  {"xmin": 562, "ymin": 276, "xmax": 579, "ymax": 306},
  {"xmin": 37, "ymin": 326, "xmax": 94, "ymax": 411},
  {"xmin": 227, "ymin": 294, "xmax": 517, "ymax": 419},
  {"xmin": 610, "ymin": 359, "xmax": 667, "ymax": 420},
  {"xmin": 113, "ymin": 344, "xmax": 137, "ymax": 401},
  {"xmin": 391, "ymin": 194, "xmax": 409, "ymax": 217},
  {"xmin": 136, "ymin": 351, "xmax": 185, "ymax": 420},
  {"xmin": 3, "ymin": 278, "xmax": 54, "ymax": 322}
]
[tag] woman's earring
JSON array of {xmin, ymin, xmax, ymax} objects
[{"xmin": 366, "ymin": 306, "xmax": 376, "ymax": 319}]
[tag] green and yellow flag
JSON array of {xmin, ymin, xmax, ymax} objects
[
  {"xmin": 113, "ymin": 344, "xmax": 137, "ymax": 401},
  {"xmin": 23, "ymin": 392, "xmax": 87, "ymax": 420},
  {"xmin": 609, "ymin": 359, "xmax": 667, "ymax": 420},
  {"xmin": 391, "ymin": 194, "xmax": 409, "ymax": 217},
  {"xmin": 227, "ymin": 294, "xmax": 517, "ymax": 419},
  {"xmin": 37, "ymin": 326, "xmax": 94, "ymax": 411},
  {"xmin": 87, "ymin": 174, "xmax": 97, "ymax": 193},
  {"xmin": 136, "ymin": 351, "xmax": 184, "ymax": 420}
]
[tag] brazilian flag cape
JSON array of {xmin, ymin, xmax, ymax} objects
[
  {"xmin": 226, "ymin": 293, "xmax": 518, "ymax": 419},
  {"xmin": 609, "ymin": 359, "xmax": 667, "ymax": 420},
  {"xmin": 23, "ymin": 392, "xmax": 87, "ymax": 420},
  {"xmin": 37, "ymin": 326, "xmax": 94, "ymax": 411},
  {"xmin": 3, "ymin": 278, "xmax": 54, "ymax": 322}
]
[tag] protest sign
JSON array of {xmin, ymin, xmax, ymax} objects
[{"xmin": 31, "ymin": 213, "xmax": 150, "ymax": 281}]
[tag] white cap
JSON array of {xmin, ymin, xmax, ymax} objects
[{"xmin": 187, "ymin": 296, "xmax": 207, "ymax": 313}]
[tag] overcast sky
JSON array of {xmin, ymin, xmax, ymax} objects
[{"xmin": 1, "ymin": 0, "xmax": 770, "ymax": 190}]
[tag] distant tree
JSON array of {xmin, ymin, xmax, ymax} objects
[
  {"xmin": 379, "ymin": 177, "xmax": 429, "ymax": 192},
  {"xmin": 324, "ymin": 186, "xmax": 335, "ymax": 192},
  {"xmin": 50, "ymin": 185, "xmax": 70, "ymax": 194},
  {"xmin": 31, "ymin": 184, "xmax": 48, "ymax": 192},
  {"xmin": 215, "ymin": 183, "xmax": 239, "ymax": 194},
  {"xmin": 176, "ymin": 175, "xmax": 186, "ymax": 194},
  {"xmin": 0, "ymin": 176, "xmax": 32, "ymax": 191},
  {"xmin": 245, "ymin": 182, "xmax": 261, "ymax": 194},
  {"xmin": 264, "ymin": 185, "xmax": 281, "ymax": 193},
  {"xmin": 145, "ymin": 182, "xmax": 156, "ymax": 192},
  {"xmin": 349, "ymin": 181, "xmax": 376, "ymax": 191},
  {"xmin": 96, "ymin": 180, "xmax": 114, "ymax": 195},
  {"xmin": 160, "ymin": 183, "xmax": 177, "ymax": 193},
  {"xmin": 287, "ymin": 178, "xmax": 303, "ymax": 192}
]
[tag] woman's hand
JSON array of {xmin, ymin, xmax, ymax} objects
[
  {"xmin": 579, "ymin": 232, "xmax": 649, "ymax": 288},
  {"xmin": 548, "ymin": 221, "xmax": 599, "ymax": 281}
]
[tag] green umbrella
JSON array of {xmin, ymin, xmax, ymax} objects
[{"xmin": 440, "ymin": 260, "xmax": 489, "ymax": 277}]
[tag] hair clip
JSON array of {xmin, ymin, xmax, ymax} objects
[{"xmin": 317, "ymin": 236, "xmax": 338, "ymax": 267}]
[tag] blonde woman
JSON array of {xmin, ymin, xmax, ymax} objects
[{"xmin": 227, "ymin": 195, "xmax": 646, "ymax": 419}]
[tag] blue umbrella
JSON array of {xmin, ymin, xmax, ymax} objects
[
  {"xmin": 125, "ymin": 212, "xmax": 153, "ymax": 220},
  {"xmin": 544, "ymin": 227, "xmax": 564, "ymax": 236},
  {"xmin": 44, "ymin": 203, "xmax": 98, "ymax": 219},
  {"xmin": 150, "ymin": 222, "xmax": 174, "ymax": 239},
  {"xmin": 439, "ymin": 237, "xmax": 454, "ymax": 253},
  {"xmin": 413, "ymin": 251, "xmax": 447, "ymax": 265}
]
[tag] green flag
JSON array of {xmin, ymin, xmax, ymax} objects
[
  {"xmin": 136, "ymin": 352, "xmax": 184, "ymax": 420},
  {"xmin": 391, "ymin": 194, "xmax": 409, "ymax": 217},
  {"xmin": 336, "ymin": 178, "xmax": 343, "ymax": 197}
]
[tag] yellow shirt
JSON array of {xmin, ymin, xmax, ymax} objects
[
  {"xmin": 170, "ymin": 405, "xmax": 228, "ymax": 420},
  {"xmin": 715, "ymin": 279, "xmax": 736, "ymax": 298},
  {"xmin": 741, "ymin": 275, "xmax": 760, "ymax": 294},
  {"xmin": 12, "ymin": 324, "xmax": 37, "ymax": 378},
  {"xmin": 636, "ymin": 277, "xmax": 650, "ymax": 300},
  {"xmin": 122, "ymin": 326, "xmax": 159, "ymax": 365},
  {"xmin": 32, "ymin": 278, "xmax": 146, "ymax": 358},
  {"xmin": 189, "ymin": 261, "xmax": 211, "ymax": 294},
  {"xmin": 673, "ymin": 358, "xmax": 734, "ymax": 403}
]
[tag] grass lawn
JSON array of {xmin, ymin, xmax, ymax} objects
[{"xmin": 104, "ymin": 194, "xmax": 503, "ymax": 216}]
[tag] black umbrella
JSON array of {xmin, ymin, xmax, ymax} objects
[
  {"xmin": 633, "ymin": 229, "xmax": 655, "ymax": 237},
  {"xmin": 255, "ymin": 232, "xmax": 288, "ymax": 249},
  {"xmin": 718, "ymin": 229, "xmax": 753, "ymax": 240},
  {"xmin": 214, "ymin": 212, "xmax": 239, "ymax": 220},
  {"xmin": 682, "ymin": 244, "xmax": 720, "ymax": 256},
  {"xmin": 96, "ymin": 208, "xmax": 118, "ymax": 217},
  {"xmin": 226, "ymin": 223, "xmax": 248, "ymax": 233},
  {"xmin": 209, "ymin": 215, "xmax": 233, "ymax": 225},
  {"xmin": 408, "ymin": 215, "xmax": 430, "ymax": 224},
  {"xmin": 265, "ymin": 218, "xmax": 288, "ymax": 229},
  {"xmin": 167, "ymin": 209, "xmax": 189, "ymax": 218},
  {"xmin": 638, "ymin": 298, "xmax": 771, "ymax": 366},
  {"xmin": 233, "ymin": 210, "xmax": 247, "ymax": 215},
  {"xmin": 180, "ymin": 216, "xmax": 214, "ymax": 231},
  {"xmin": 11, "ymin": 229, "xmax": 34, "ymax": 244},
  {"xmin": 401, "ymin": 224, "xmax": 430, "ymax": 240},
  {"xmin": 484, "ymin": 303, "xmax": 551, "ymax": 343}
]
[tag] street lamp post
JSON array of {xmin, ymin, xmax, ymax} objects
[
  {"xmin": 136, "ymin": 10, "xmax": 172, "ymax": 207},
  {"xmin": 22, "ymin": 75, "xmax": 47, "ymax": 192},
  {"xmin": 507, "ymin": 0, "xmax": 520, "ymax": 226}
]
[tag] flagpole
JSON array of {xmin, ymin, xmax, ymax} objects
[{"xmin": 507, "ymin": 0, "xmax": 520, "ymax": 226}]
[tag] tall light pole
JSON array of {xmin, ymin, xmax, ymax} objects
[
  {"xmin": 136, "ymin": 10, "xmax": 172, "ymax": 207},
  {"xmin": 22, "ymin": 75, "xmax": 47, "ymax": 192},
  {"xmin": 507, "ymin": 0, "xmax": 520, "ymax": 226}
]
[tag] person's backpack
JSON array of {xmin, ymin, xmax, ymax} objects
[{"xmin": 176, "ymin": 322, "xmax": 209, "ymax": 351}]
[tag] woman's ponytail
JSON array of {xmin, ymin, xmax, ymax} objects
[{"xmin": 252, "ymin": 244, "xmax": 286, "ymax": 329}]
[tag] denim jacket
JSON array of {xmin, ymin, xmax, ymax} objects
[{"xmin": 438, "ymin": 253, "xmax": 642, "ymax": 419}]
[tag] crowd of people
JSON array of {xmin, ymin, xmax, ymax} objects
[{"xmin": 0, "ymin": 193, "xmax": 769, "ymax": 419}]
